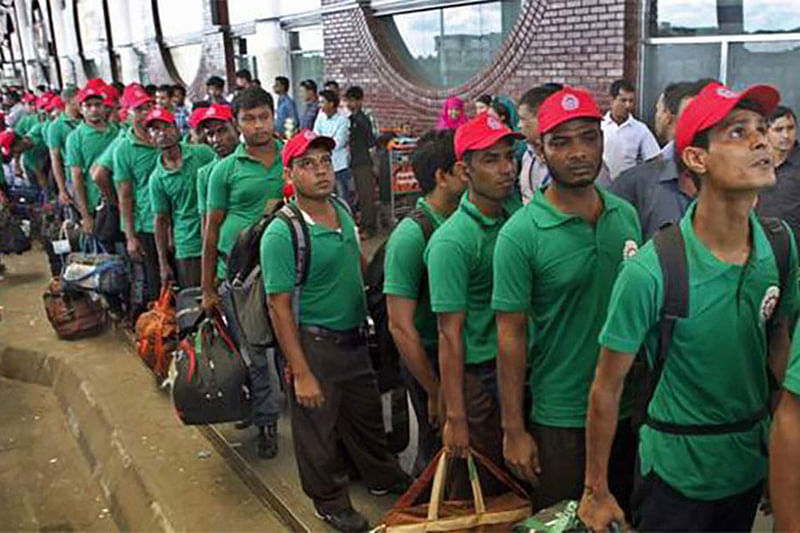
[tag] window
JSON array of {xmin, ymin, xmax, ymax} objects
[
  {"xmin": 648, "ymin": 0, "xmax": 800, "ymax": 37},
  {"xmin": 378, "ymin": 1, "xmax": 523, "ymax": 88},
  {"xmin": 728, "ymin": 41, "xmax": 800, "ymax": 115},
  {"xmin": 289, "ymin": 26, "xmax": 323, "ymax": 104}
]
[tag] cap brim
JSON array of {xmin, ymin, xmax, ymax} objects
[
  {"xmin": 738, "ymin": 85, "xmax": 781, "ymax": 117},
  {"xmin": 466, "ymin": 130, "xmax": 525, "ymax": 154},
  {"xmin": 541, "ymin": 113, "xmax": 602, "ymax": 135},
  {"xmin": 309, "ymin": 136, "xmax": 336, "ymax": 151}
]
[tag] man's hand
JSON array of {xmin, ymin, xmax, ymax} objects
[
  {"xmin": 160, "ymin": 264, "xmax": 174, "ymax": 290},
  {"xmin": 442, "ymin": 416, "xmax": 469, "ymax": 458},
  {"xmin": 503, "ymin": 427, "xmax": 541, "ymax": 485},
  {"xmin": 201, "ymin": 288, "xmax": 219, "ymax": 313},
  {"xmin": 293, "ymin": 371, "xmax": 325, "ymax": 408},
  {"xmin": 126, "ymin": 235, "xmax": 144, "ymax": 261},
  {"xmin": 58, "ymin": 189, "xmax": 72, "ymax": 206},
  {"xmin": 578, "ymin": 487, "xmax": 625, "ymax": 533},
  {"xmin": 81, "ymin": 214, "xmax": 94, "ymax": 234}
]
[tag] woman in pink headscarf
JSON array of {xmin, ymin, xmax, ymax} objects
[{"xmin": 436, "ymin": 96, "xmax": 468, "ymax": 130}]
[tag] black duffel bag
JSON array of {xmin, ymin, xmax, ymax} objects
[{"xmin": 172, "ymin": 312, "xmax": 251, "ymax": 425}]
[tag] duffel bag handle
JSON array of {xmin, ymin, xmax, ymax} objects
[{"xmin": 427, "ymin": 451, "xmax": 485, "ymax": 521}]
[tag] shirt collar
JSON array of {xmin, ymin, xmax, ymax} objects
[
  {"xmin": 603, "ymin": 111, "xmax": 634, "ymax": 128},
  {"xmin": 458, "ymin": 192, "xmax": 506, "ymax": 228},
  {"xmin": 156, "ymin": 145, "xmax": 191, "ymax": 175},
  {"xmin": 781, "ymin": 142, "xmax": 800, "ymax": 168},
  {"xmin": 530, "ymin": 185, "xmax": 620, "ymax": 229},
  {"xmin": 417, "ymin": 197, "xmax": 446, "ymax": 227},
  {"xmin": 658, "ymin": 158, "xmax": 680, "ymax": 183}
]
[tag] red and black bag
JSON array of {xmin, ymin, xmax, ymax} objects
[
  {"xmin": 42, "ymin": 277, "xmax": 107, "ymax": 340},
  {"xmin": 135, "ymin": 287, "xmax": 177, "ymax": 382}
]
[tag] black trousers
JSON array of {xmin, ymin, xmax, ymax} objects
[
  {"xmin": 402, "ymin": 346, "xmax": 441, "ymax": 475},
  {"xmin": 529, "ymin": 418, "xmax": 637, "ymax": 516},
  {"xmin": 130, "ymin": 232, "xmax": 161, "ymax": 320},
  {"xmin": 290, "ymin": 328, "xmax": 407, "ymax": 513},
  {"xmin": 632, "ymin": 471, "xmax": 763, "ymax": 532},
  {"xmin": 174, "ymin": 257, "xmax": 201, "ymax": 290}
]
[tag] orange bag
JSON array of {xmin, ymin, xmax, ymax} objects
[
  {"xmin": 375, "ymin": 448, "xmax": 531, "ymax": 532},
  {"xmin": 135, "ymin": 287, "xmax": 177, "ymax": 381}
]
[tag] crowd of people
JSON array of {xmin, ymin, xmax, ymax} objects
[{"xmin": 1, "ymin": 68, "xmax": 800, "ymax": 533}]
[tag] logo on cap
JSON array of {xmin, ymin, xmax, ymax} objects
[
  {"xmin": 487, "ymin": 116, "xmax": 503, "ymax": 130},
  {"xmin": 303, "ymin": 130, "xmax": 317, "ymax": 141},
  {"xmin": 561, "ymin": 94, "xmax": 580, "ymax": 111},
  {"xmin": 716, "ymin": 87, "xmax": 738, "ymax": 99}
]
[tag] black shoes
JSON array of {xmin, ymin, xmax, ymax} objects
[
  {"xmin": 234, "ymin": 419, "xmax": 252, "ymax": 430},
  {"xmin": 368, "ymin": 475, "xmax": 412, "ymax": 496},
  {"xmin": 314, "ymin": 506, "xmax": 369, "ymax": 532},
  {"xmin": 257, "ymin": 423, "xmax": 278, "ymax": 459}
]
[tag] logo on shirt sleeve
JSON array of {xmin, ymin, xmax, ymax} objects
[
  {"xmin": 760, "ymin": 285, "xmax": 780, "ymax": 323},
  {"xmin": 623, "ymin": 240, "xmax": 639, "ymax": 260}
]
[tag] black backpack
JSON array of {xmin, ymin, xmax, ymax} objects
[
  {"xmin": 633, "ymin": 216, "xmax": 791, "ymax": 435},
  {"xmin": 365, "ymin": 208, "xmax": 436, "ymax": 392}
]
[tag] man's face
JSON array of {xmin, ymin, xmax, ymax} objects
[
  {"xmin": 207, "ymin": 84, "xmax": 224, "ymax": 101},
  {"xmin": 204, "ymin": 119, "xmax": 239, "ymax": 157},
  {"xmin": 320, "ymin": 97, "xmax": 336, "ymax": 116},
  {"xmin": 688, "ymin": 108, "xmax": 775, "ymax": 192},
  {"xmin": 235, "ymin": 77, "xmax": 249, "ymax": 92},
  {"xmin": 236, "ymin": 104, "xmax": 274, "ymax": 147},
  {"xmin": 768, "ymin": 115, "xmax": 797, "ymax": 154},
  {"xmin": 132, "ymin": 101, "xmax": 154, "ymax": 129},
  {"xmin": 301, "ymin": 87, "xmax": 315, "ymax": 103},
  {"xmin": 654, "ymin": 94, "xmax": 675, "ymax": 144},
  {"xmin": 611, "ymin": 89, "xmax": 636, "ymax": 121},
  {"xmin": 344, "ymin": 97, "xmax": 360, "ymax": 114},
  {"xmin": 542, "ymin": 118, "xmax": 604, "ymax": 189},
  {"xmin": 147, "ymin": 121, "xmax": 180, "ymax": 149},
  {"xmin": 460, "ymin": 138, "xmax": 517, "ymax": 201},
  {"xmin": 172, "ymin": 91, "xmax": 185, "ymax": 107},
  {"xmin": 517, "ymin": 103, "xmax": 539, "ymax": 145},
  {"xmin": 324, "ymin": 84, "xmax": 339, "ymax": 98},
  {"xmin": 475, "ymin": 101, "xmax": 490, "ymax": 115},
  {"xmin": 81, "ymin": 97, "xmax": 106, "ymax": 124},
  {"xmin": 273, "ymin": 81, "xmax": 285, "ymax": 95},
  {"xmin": 154, "ymin": 90, "xmax": 171, "ymax": 109},
  {"xmin": 290, "ymin": 146, "xmax": 335, "ymax": 199}
]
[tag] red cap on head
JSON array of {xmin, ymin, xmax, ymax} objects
[
  {"xmin": 76, "ymin": 86, "xmax": 105, "ymax": 104},
  {"xmin": 100, "ymin": 85, "xmax": 118, "ymax": 107},
  {"xmin": 537, "ymin": 86, "xmax": 602, "ymax": 135},
  {"xmin": 675, "ymin": 81, "xmax": 780, "ymax": 158},
  {"xmin": 45, "ymin": 95, "xmax": 65, "ymax": 112},
  {"xmin": 453, "ymin": 111, "xmax": 524, "ymax": 161},
  {"xmin": 35, "ymin": 94, "xmax": 53, "ymax": 110},
  {"xmin": 85, "ymin": 78, "xmax": 107, "ymax": 91},
  {"xmin": 0, "ymin": 130, "xmax": 16, "ymax": 157},
  {"xmin": 121, "ymin": 83, "xmax": 144, "ymax": 109},
  {"xmin": 126, "ymin": 86, "xmax": 153, "ymax": 110},
  {"xmin": 282, "ymin": 129, "xmax": 336, "ymax": 167},
  {"xmin": 196, "ymin": 104, "xmax": 234, "ymax": 127},
  {"xmin": 21, "ymin": 93, "xmax": 35, "ymax": 104},
  {"xmin": 143, "ymin": 106, "xmax": 176, "ymax": 127}
]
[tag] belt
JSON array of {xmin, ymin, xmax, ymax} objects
[{"xmin": 302, "ymin": 325, "xmax": 364, "ymax": 345}]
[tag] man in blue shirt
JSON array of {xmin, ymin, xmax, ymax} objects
[
  {"xmin": 299, "ymin": 79, "xmax": 319, "ymax": 130},
  {"xmin": 273, "ymin": 76, "xmax": 299, "ymax": 138}
]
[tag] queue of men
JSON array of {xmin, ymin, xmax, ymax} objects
[{"xmin": 3, "ymin": 71, "xmax": 800, "ymax": 532}]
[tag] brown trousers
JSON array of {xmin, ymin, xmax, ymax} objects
[
  {"xmin": 529, "ymin": 418, "xmax": 637, "ymax": 516},
  {"xmin": 290, "ymin": 328, "xmax": 407, "ymax": 513}
]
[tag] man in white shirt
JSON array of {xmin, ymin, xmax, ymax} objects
[
  {"xmin": 517, "ymin": 83, "xmax": 562, "ymax": 204},
  {"xmin": 600, "ymin": 79, "xmax": 660, "ymax": 180},
  {"xmin": 313, "ymin": 89, "xmax": 353, "ymax": 205}
]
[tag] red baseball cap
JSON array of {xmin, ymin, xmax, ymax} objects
[
  {"xmin": 196, "ymin": 104, "xmax": 234, "ymax": 127},
  {"xmin": 85, "ymin": 78, "xmax": 107, "ymax": 91},
  {"xmin": 76, "ymin": 86, "xmax": 105, "ymax": 104},
  {"xmin": 21, "ymin": 93, "xmax": 35, "ymax": 104},
  {"xmin": 282, "ymin": 129, "xmax": 336, "ymax": 167},
  {"xmin": 0, "ymin": 130, "xmax": 16, "ymax": 157},
  {"xmin": 537, "ymin": 86, "xmax": 602, "ymax": 135},
  {"xmin": 675, "ymin": 81, "xmax": 780, "ymax": 158},
  {"xmin": 126, "ymin": 86, "xmax": 154, "ymax": 110},
  {"xmin": 35, "ymin": 94, "xmax": 52, "ymax": 110},
  {"xmin": 143, "ymin": 106, "xmax": 176, "ymax": 127},
  {"xmin": 100, "ymin": 85, "xmax": 119, "ymax": 107},
  {"xmin": 45, "ymin": 95, "xmax": 65, "ymax": 112},
  {"xmin": 453, "ymin": 112, "xmax": 524, "ymax": 160},
  {"xmin": 121, "ymin": 83, "xmax": 144, "ymax": 109}
]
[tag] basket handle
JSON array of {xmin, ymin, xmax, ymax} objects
[{"xmin": 427, "ymin": 450, "xmax": 485, "ymax": 521}]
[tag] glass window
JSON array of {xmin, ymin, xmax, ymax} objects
[
  {"xmin": 378, "ymin": 1, "xmax": 523, "ymax": 87},
  {"xmin": 649, "ymin": 0, "xmax": 800, "ymax": 37},
  {"xmin": 728, "ymin": 41, "xmax": 800, "ymax": 117},
  {"xmin": 169, "ymin": 44, "xmax": 202, "ymax": 85},
  {"xmin": 289, "ymin": 26, "xmax": 323, "ymax": 105},
  {"xmin": 157, "ymin": 0, "xmax": 204, "ymax": 38},
  {"xmin": 641, "ymin": 43, "xmax": 721, "ymax": 126}
]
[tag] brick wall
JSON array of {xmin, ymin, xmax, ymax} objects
[{"xmin": 322, "ymin": 0, "xmax": 638, "ymax": 132}]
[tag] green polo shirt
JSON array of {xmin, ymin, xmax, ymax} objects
[
  {"xmin": 600, "ymin": 202, "xmax": 800, "ymax": 500},
  {"xmin": 261, "ymin": 199, "xmax": 367, "ymax": 331},
  {"xmin": 424, "ymin": 192, "xmax": 521, "ymax": 365},
  {"xmin": 786, "ymin": 322, "xmax": 800, "ymax": 396},
  {"xmin": 149, "ymin": 144, "xmax": 216, "ymax": 260},
  {"xmin": 22, "ymin": 121, "xmax": 49, "ymax": 174},
  {"xmin": 46, "ymin": 112, "xmax": 80, "ymax": 152},
  {"xmin": 492, "ymin": 187, "xmax": 642, "ymax": 427},
  {"xmin": 196, "ymin": 157, "xmax": 220, "ymax": 216},
  {"xmin": 383, "ymin": 197, "xmax": 447, "ymax": 350},
  {"xmin": 14, "ymin": 113, "xmax": 38, "ymax": 137},
  {"xmin": 95, "ymin": 134, "xmax": 124, "ymax": 170},
  {"xmin": 64, "ymin": 121, "xmax": 119, "ymax": 212},
  {"xmin": 207, "ymin": 141, "xmax": 284, "ymax": 279},
  {"xmin": 112, "ymin": 128, "xmax": 160, "ymax": 234}
]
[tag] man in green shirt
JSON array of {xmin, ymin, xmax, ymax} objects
[
  {"xmin": 383, "ymin": 129, "xmax": 465, "ymax": 472},
  {"xmin": 579, "ymin": 82, "xmax": 799, "ymax": 532},
  {"xmin": 424, "ymin": 113, "xmax": 523, "ymax": 497},
  {"xmin": 263, "ymin": 131, "xmax": 408, "ymax": 532},
  {"xmin": 47, "ymin": 85, "xmax": 80, "ymax": 206},
  {"xmin": 770, "ymin": 321, "xmax": 800, "ymax": 532},
  {"xmin": 65, "ymin": 86, "xmax": 119, "ymax": 234},
  {"xmin": 112, "ymin": 85, "xmax": 159, "ymax": 317},
  {"xmin": 192, "ymin": 104, "xmax": 239, "ymax": 232},
  {"xmin": 201, "ymin": 87, "xmax": 284, "ymax": 308},
  {"xmin": 493, "ymin": 87, "xmax": 641, "ymax": 513},
  {"xmin": 146, "ymin": 107, "xmax": 214, "ymax": 289}
]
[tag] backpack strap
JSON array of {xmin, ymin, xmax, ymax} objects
[
  {"xmin": 276, "ymin": 204, "xmax": 311, "ymax": 323},
  {"xmin": 759, "ymin": 216, "xmax": 791, "ymax": 325},
  {"xmin": 407, "ymin": 207, "xmax": 435, "ymax": 242}
]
